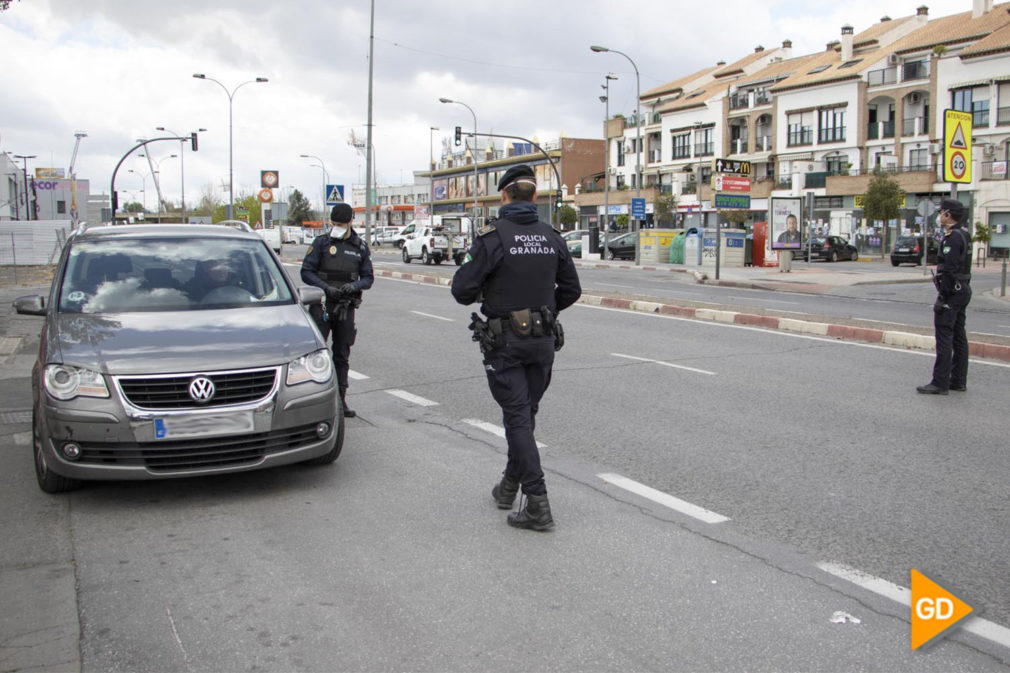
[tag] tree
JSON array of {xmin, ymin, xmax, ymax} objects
[
  {"xmin": 654, "ymin": 194, "xmax": 677, "ymax": 226},
  {"xmin": 718, "ymin": 209, "xmax": 749, "ymax": 227},
  {"xmin": 616, "ymin": 214, "xmax": 629, "ymax": 230},
  {"xmin": 558, "ymin": 204, "xmax": 578, "ymax": 227},
  {"xmin": 287, "ymin": 189, "xmax": 312, "ymax": 226},
  {"xmin": 862, "ymin": 171, "xmax": 905, "ymax": 254},
  {"xmin": 193, "ymin": 183, "xmax": 222, "ymax": 218},
  {"xmin": 213, "ymin": 192, "xmax": 260, "ymax": 224},
  {"xmin": 124, "ymin": 202, "xmax": 144, "ymax": 214}
]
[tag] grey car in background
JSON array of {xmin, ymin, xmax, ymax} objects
[{"xmin": 14, "ymin": 224, "xmax": 343, "ymax": 493}]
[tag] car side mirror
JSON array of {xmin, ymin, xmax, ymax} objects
[
  {"xmin": 298, "ymin": 286, "xmax": 325, "ymax": 306},
  {"xmin": 13, "ymin": 295, "xmax": 46, "ymax": 316}
]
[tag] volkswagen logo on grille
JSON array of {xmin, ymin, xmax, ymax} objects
[{"xmin": 188, "ymin": 376, "xmax": 216, "ymax": 403}]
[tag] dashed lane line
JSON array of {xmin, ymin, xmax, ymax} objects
[
  {"xmin": 816, "ymin": 561, "xmax": 1010, "ymax": 650},
  {"xmin": 386, "ymin": 389, "xmax": 439, "ymax": 407},
  {"xmin": 462, "ymin": 419, "xmax": 546, "ymax": 449},
  {"xmin": 611, "ymin": 353, "xmax": 717, "ymax": 376},
  {"xmin": 597, "ymin": 473, "xmax": 730, "ymax": 524},
  {"xmin": 411, "ymin": 310, "xmax": 454, "ymax": 322},
  {"xmin": 348, "ymin": 370, "xmax": 370, "ymax": 381}
]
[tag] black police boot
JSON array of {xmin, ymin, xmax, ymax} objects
[
  {"xmin": 339, "ymin": 388, "xmax": 356, "ymax": 417},
  {"xmin": 491, "ymin": 475, "xmax": 519, "ymax": 509},
  {"xmin": 916, "ymin": 383, "xmax": 948, "ymax": 395},
  {"xmin": 507, "ymin": 493, "xmax": 554, "ymax": 531}
]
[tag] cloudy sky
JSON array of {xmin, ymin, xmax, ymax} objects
[{"xmin": 0, "ymin": 0, "xmax": 973, "ymax": 213}]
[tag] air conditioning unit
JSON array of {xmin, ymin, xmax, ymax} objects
[
  {"xmin": 984, "ymin": 144, "xmax": 996, "ymax": 156},
  {"xmin": 887, "ymin": 53, "xmax": 899, "ymax": 65},
  {"xmin": 909, "ymin": 92, "xmax": 921, "ymax": 104},
  {"xmin": 929, "ymin": 143, "xmax": 941, "ymax": 154}
]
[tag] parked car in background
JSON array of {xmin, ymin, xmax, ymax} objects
[
  {"xmin": 796, "ymin": 236, "xmax": 860, "ymax": 262},
  {"xmin": 604, "ymin": 231, "xmax": 637, "ymax": 260},
  {"xmin": 13, "ymin": 223, "xmax": 344, "ymax": 493},
  {"xmin": 562, "ymin": 229, "xmax": 588, "ymax": 243},
  {"xmin": 370, "ymin": 226, "xmax": 403, "ymax": 247},
  {"xmin": 891, "ymin": 236, "xmax": 938, "ymax": 266}
]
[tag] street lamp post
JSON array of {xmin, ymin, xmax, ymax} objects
[
  {"xmin": 299, "ymin": 154, "xmax": 329, "ymax": 217},
  {"xmin": 439, "ymin": 98, "xmax": 479, "ymax": 224},
  {"xmin": 192, "ymin": 73, "xmax": 268, "ymax": 219},
  {"xmin": 139, "ymin": 153, "xmax": 177, "ymax": 216},
  {"xmin": 157, "ymin": 126, "xmax": 206, "ymax": 224},
  {"xmin": 429, "ymin": 126, "xmax": 438, "ymax": 225},
  {"xmin": 12, "ymin": 154, "xmax": 36, "ymax": 221},
  {"xmin": 600, "ymin": 74, "xmax": 617, "ymax": 257},
  {"xmin": 128, "ymin": 169, "xmax": 147, "ymax": 213},
  {"xmin": 591, "ymin": 45, "xmax": 642, "ymax": 265}
]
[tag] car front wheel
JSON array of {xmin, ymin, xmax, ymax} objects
[
  {"xmin": 422, "ymin": 249, "xmax": 431, "ymax": 265},
  {"xmin": 402, "ymin": 248, "xmax": 411, "ymax": 263},
  {"xmin": 608, "ymin": 250, "xmax": 617, "ymax": 260},
  {"xmin": 830, "ymin": 251, "xmax": 839, "ymax": 262},
  {"xmin": 33, "ymin": 409, "xmax": 80, "ymax": 493},
  {"xmin": 851, "ymin": 250, "xmax": 859, "ymax": 261}
]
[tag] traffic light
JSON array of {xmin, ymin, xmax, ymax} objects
[
  {"xmin": 190, "ymin": 131, "xmax": 199, "ymax": 152},
  {"xmin": 454, "ymin": 126, "xmax": 462, "ymax": 146}
]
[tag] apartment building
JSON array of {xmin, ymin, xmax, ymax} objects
[{"xmin": 581, "ymin": 0, "xmax": 1010, "ymax": 253}]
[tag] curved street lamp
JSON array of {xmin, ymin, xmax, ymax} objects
[
  {"xmin": 193, "ymin": 73, "xmax": 268, "ymax": 219},
  {"xmin": 439, "ymin": 97, "xmax": 479, "ymax": 222},
  {"xmin": 591, "ymin": 45, "xmax": 642, "ymax": 265},
  {"xmin": 157, "ymin": 126, "xmax": 206, "ymax": 223},
  {"xmin": 299, "ymin": 154, "xmax": 329, "ymax": 216}
]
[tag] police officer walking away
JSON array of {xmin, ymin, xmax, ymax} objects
[
  {"xmin": 301, "ymin": 203, "xmax": 374, "ymax": 416},
  {"xmin": 918, "ymin": 198, "xmax": 972, "ymax": 394},
  {"xmin": 451, "ymin": 165, "xmax": 581, "ymax": 531}
]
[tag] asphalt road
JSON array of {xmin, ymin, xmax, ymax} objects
[
  {"xmin": 357, "ymin": 246, "xmax": 1010, "ymax": 340},
  {"xmin": 2, "ymin": 268, "xmax": 1009, "ymax": 671}
]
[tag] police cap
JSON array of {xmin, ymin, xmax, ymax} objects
[
  {"xmin": 939, "ymin": 198, "xmax": 964, "ymax": 221},
  {"xmin": 497, "ymin": 164, "xmax": 536, "ymax": 191},
  {"xmin": 330, "ymin": 203, "xmax": 354, "ymax": 223}
]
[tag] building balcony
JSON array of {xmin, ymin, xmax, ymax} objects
[
  {"xmin": 825, "ymin": 165, "xmax": 936, "ymax": 196},
  {"xmin": 867, "ymin": 121, "xmax": 895, "ymax": 140},
  {"xmin": 729, "ymin": 94, "xmax": 750, "ymax": 110},
  {"xmin": 901, "ymin": 61, "xmax": 929, "ymax": 81},
  {"xmin": 867, "ymin": 67, "xmax": 897, "ymax": 87},
  {"xmin": 980, "ymin": 160, "xmax": 1009, "ymax": 180},
  {"xmin": 901, "ymin": 117, "xmax": 929, "ymax": 137},
  {"xmin": 974, "ymin": 109, "xmax": 990, "ymax": 128},
  {"xmin": 694, "ymin": 142, "xmax": 714, "ymax": 157},
  {"xmin": 728, "ymin": 138, "xmax": 748, "ymax": 154},
  {"xmin": 787, "ymin": 129, "xmax": 813, "ymax": 146},
  {"xmin": 998, "ymin": 106, "xmax": 1010, "ymax": 126},
  {"xmin": 754, "ymin": 135, "xmax": 773, "ymax": 152},
  {"xmin": 818, "ymin": 128, "xmax": 846, "ymax": 144}
]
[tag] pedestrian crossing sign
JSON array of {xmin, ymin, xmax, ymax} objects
[{"xmin": 325, "ymin": 184, "xmax": 345, "ymax": 205}]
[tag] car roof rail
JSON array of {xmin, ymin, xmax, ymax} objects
[{"xmin": 215, "ymin": 220, "xmax": 256, "ymax": 233}]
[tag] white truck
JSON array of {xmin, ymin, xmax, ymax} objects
[
  {"xmin": 400, "ymin": 214, "xmax": 473, "ymax": 265},
  {"xmin": 255, "ymin": 226, "xmax": 282, "ymax": 253}
]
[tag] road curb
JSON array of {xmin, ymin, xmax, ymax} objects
[{"xmin": 374, "ymin": 269, "xmax": 1010, "ymax": 363}]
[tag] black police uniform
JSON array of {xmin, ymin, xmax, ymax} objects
[
  {"xmin": 927, "ymin": 216, "xmax": 972, "ymax": 392},
  {"xmin": 451, "ymin": 199, "xmax": 581, "ymax": 504},
  {"xmin": 301, "ymin": 227, "xmax": 374, "ymax": 413}
]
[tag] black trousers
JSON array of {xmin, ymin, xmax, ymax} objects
[
  {"xmin": 931, "ymin": 291, "xmax": 970, "ymax": 389},
  {"xmin": 310, "ymin": 304, "xmax": 357, "ymax": 391},
  {"xmin": 482, "ymin": 334, "xmax": 555, "ymax": 496}
]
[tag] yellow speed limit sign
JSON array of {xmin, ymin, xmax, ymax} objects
[{"xmin": 943, "ymin": 109, "xmax": 972, "ymax": 183}]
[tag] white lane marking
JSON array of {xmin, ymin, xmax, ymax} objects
[
  {"xmin": 348, "ymin": 370, "xmax": 369, "ymax": 381},
  {"xmin": 611, "ymin": 352, "xmax": 716, "ymax": 376},
  {"xmin": 596, "ymin": 282, "xmax": 638, "ymax": 289},
  {"xmin": 386, "ymin": 389, "xmax": 439, "ymax": 407},
  {"xmin": 165, "ymin": 607, "xmax": 189, "ymax": 661},
  {"xmin": 817, "ymin": 562, "xmax": 1010, "ymax": 650},
  {"xmin": 462, "ymin": 418, "xmax": 546, "ymax": 449},
  {"xmin": 411, "ymin": 310, "xmax": 454, "ymax": 322},
  {"xmin": 579, "ymin": 304, "xmax": 1010, "ymax": 370},
  {"xmin": 598, "ymin": 473, "xmax": 730, "ymax": 524}
]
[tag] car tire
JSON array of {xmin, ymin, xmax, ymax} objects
[
  {"xmin": 402, "ymin": 248, "xmax": 411, "ymax": 263},
  {"xmin": 303, "ymin": 415, "xmax": 345, "ymax": 465},
  {"xmin": 851, "ymin": 250, "xmax": 859, "ymax": 261},
  {"xmin": 422, "ymin": 249, "xmax": 431, "ymax": 265},
  {"xmin": 455, "ymin": 255, "xmax": 463, "ymax": 266},
  {"xmin": 434, "ymin": 257, "xmax": 442, "ymax": 265},
  {"xmin": 33, "ymin": 409, "xmax": 80, "ymax": 493},
  {"xmin": 830, "ymin": 251, "xmax": 839, "ymax": 262},
  {"xmin": 608, "ymin": 250, "xmax": 617, "ymax": 260},
  {"xmin": 892, "ymin": 259, "xmax": 900, "ymax": 267}
]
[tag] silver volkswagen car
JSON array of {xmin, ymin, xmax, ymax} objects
[{"xmin": 14, "ymin": 223, "xmax": 343, "ymax": 493}]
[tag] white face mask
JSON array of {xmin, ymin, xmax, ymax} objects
[{"xmin": 330, "ymin": 226, "xmax": 347, "ymax": 239}]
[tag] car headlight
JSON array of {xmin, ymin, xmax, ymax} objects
[
  {"xmin": 286, "ymin": 349, "xmax": 333, "ymax": 385},
  {"xmin": 44, "ymin": 364, "xmax": 110, "ymax": 400}
]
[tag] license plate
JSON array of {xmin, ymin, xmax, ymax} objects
[
  {"xmin": 898, "ymin": 248, "xmax": 909, "ymax": 252},
  {"xmin": 154, "ymin": 411, "xmax": 255, "ymax": 439}
]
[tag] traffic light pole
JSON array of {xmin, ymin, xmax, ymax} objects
[{"xmin": 468, "ymin": 132, "xmax": 562, "ymax": 226}]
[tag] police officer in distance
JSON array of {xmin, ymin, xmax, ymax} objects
[
  {"xmin": 451, "ymin": 164, "xmax": 582, "ymax": 531},
  {"xmin": 301, "ymin": 203, "xmax": 374, "ymax": 416},
  {"xmin": 917, "ymin": 198, "xmax": 972, "ymax": 394}
]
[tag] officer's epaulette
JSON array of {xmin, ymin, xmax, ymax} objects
[{"xmin": 477, "ymin": 221, "xmax": 496, "ymax": 237}]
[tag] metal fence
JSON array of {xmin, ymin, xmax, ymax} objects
[{"xmin": 0, "ymin": 221, "xmax": 72, "ymax": 266}]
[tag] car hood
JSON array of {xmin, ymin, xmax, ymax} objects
[{"xmin": 49, "ymin": 304, "xmax": 324, "ymax": 375}]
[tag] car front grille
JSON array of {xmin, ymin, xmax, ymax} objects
[
  {"xmin": 74, "ymin": 423, "xmax": 323, "ymax": 472},
  {"xmin": 117, "ymin": 368, "xmax": 278, "ymax": 410}
]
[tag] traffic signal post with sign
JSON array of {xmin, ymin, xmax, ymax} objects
[{"xmin": 709, "ymin": 158, "xmax": 753, "ymax": 280}]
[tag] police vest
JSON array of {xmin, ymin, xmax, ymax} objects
[
  {"xmin": 937, "ymin": 227, "xmax": 972, "ymax": 281},
  {"xmin": 317, "ymin": 237, "xmax": 364, "ymax": 284},
  {"xmin": 483, "ymin": 218, "xmax": 559, "ymax": 316}
]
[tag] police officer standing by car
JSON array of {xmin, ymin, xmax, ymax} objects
[
  {"xmin": 301, "ymin": 203, "xmax": 374, "ymax": 416},
  {"xmin": 918, "ymin": 198, "xmax": 972, "ymax": 395},
  {"xmin": 451, "ymin": 165, "xmax": 581, "ymax": 531}
]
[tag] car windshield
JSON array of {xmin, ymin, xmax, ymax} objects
[{"xmin": 58, "ymin": 236, "xmax": 294, "ymax": 314}]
